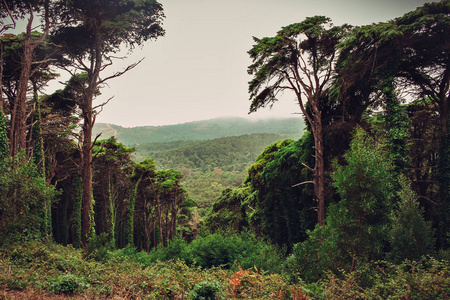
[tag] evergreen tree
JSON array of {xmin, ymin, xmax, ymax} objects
[
  {"xmin": 330, "ymin": 127, "xmax": 395, "ymax": 271},
  {"xmin": 389, "ymin": 175, "xmax": 435, "ymax": 262}
]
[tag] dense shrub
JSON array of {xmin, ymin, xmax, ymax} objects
[
  {"xmin": 112, "ymin": 231, "xmax": 284, "ymax": 274},
  {"xmin": 49, "ymin": 274, "xmax": 90, "ymax": 294},
  {"xmin": 191, "ymin": 280, "xmax": 223, "ymax": 300}
]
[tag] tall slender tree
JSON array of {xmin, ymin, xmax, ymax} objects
[{"xmin": 248, "ymin": 16, "xmax": 349, "ymax": 226}]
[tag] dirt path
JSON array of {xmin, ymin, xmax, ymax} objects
[{"xmin": 105, "ymin": 123, "xmax": 118, "ymax": 138}]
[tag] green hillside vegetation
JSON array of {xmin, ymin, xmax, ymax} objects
[
  {"xmin": 134, "ymin": 133, "xmax": 296, "ymax": 215},
  {"xmin": 93, "ymin": 117, "xmax": 304, "ymax": 145}
]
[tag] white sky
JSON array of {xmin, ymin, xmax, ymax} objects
[{"xmin": 47, "ymin": 0, "xmax": 438, "ymax": 126}]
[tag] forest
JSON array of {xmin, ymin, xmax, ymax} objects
[{"xmin": 0, "ymin": 0, "xmax": 449, "ymax": 299}]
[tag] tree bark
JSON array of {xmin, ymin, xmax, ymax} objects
[
  {"xmin": 314, "ymin": 115, "xmax": 326, "ymax": 226},
  {"xmin": 80, "ymin": 106, "xmax": 93, "ymax": 246},
  {"xmin": 10, "ymin": 23, "xmax": 34, "ymax": 156}
]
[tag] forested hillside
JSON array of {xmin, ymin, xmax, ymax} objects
[
  {"xmin": 1, "ymin": 1, "xmax": 450, "ymax": 299},
  {"xmin": 93, "ymin": 117, "xmax": 304, "ymax": 145},
  {"xmin": 94, "ymin": 119, "xmax": 304, "ymax": 213},
  {"xmin": 135, "ymin": 133, "xmax": 296, "ymax": 214}
]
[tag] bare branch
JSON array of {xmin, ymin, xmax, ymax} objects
[
  {"xmin": 292, "ymin": 181, "xmax": 314, "ymax": 188},
  {"xmin": 1, "ymin": 0, "xmax": 16, "ymax": 33},
  {"xmin": 98, "ymin": 58, "xmax": 145, "ymax": 85},
  {"xmin": 302, "ymin": 162, "xmax": 314, "ymax": 173}
]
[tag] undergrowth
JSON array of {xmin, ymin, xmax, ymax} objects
[{"xmin": 0, "ymin": 238, "xmax": 449, "ymax": 299}]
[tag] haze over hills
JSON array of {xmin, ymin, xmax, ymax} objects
[{"xmin": 93, "ymin": 117, "xmax": 304, "ymax": 146}]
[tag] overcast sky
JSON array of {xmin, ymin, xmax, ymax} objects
[{"xmin": 68, "ymin": 0, "xmax": 436, "ymax": 127}]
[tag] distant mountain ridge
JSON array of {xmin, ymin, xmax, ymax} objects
[{"xmin": 93, "ymin": 117, "xmax": 304, "ymax": 146}]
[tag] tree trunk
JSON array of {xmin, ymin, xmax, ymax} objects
[
  {"xmin": 10, "ymin": 28, "xmax": 33, "ymax": 156},
  {"xmin": 351, "ymin": 213, "xmax": 362, "ymax": 272},
  {"xmin": 143, "ymin": 200, "xmax": 149, "ymax": 252},
  {"xmin": 80, "ymin": 108, "xmax": 93, "ymax": 246},
  {"xmin": 80, "ymin": 25, "xmax": 102, "ymax": 246},
  {"xmin": 157, "ymin": 197, "xmax": 164, "ymax": 247},
  {"xmin": 312, "ymin": 97, "xmax": 326, "ymax": 226}
]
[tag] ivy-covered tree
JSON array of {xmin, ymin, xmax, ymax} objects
[
  {"xmin": 127, "ymin": 158, "xmax": 156, "ymax": 249},
  {"xmin": 0, "ymin": 110, "xmax": 8, "ymax": 161},
  {"xmin": 248, "ymin": 16, "xmax": 350, "ymax": 226},
  {"xmin": 205, "ymin": 186, "xmax": 250, "ymax": 234},
  {"xmin": 245, "ymin": 134, "xmax": 315, "ymax": 248},
  {"xmin": 92, "ymin": 137, "xmax": 135, "ymax": 245}
]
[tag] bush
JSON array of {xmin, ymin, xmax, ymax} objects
[
  {"xmin": 49, "ymin": 274, "xmax": 90, "ymax": 294},
  {"xmin": 83, "ymin": 232, "xmax": 114, "ymax": 262},
  {"xmin": 110, "ymin": 231, "xmax": 284, "ymax": 274},
  {"xmin": 185, "ymin": 231, "xmax": 284, "ymax": 273},
  {"xmin": 191, "ymin": 281, "xmax": 223, "ymax": 300}
]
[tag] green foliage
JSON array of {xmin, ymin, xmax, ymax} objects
[
  {"xmin": 72, "ymin": 175, "xmax": 82, "ymax": 248},
  {"xmin": 31, "ymin": 96, "xmax": 45, "ymax": 176},
  {"xmin": 290, "ymin": 127, "xmax": 396, "ymax": 282},
  {"xmin": 192, "ymin": 281, "xmax": 223, "ymax": 300},
  {"xmin": 184, "ymin": 170, "xmax": 248, "ymax": 216},
  {"xmin": 205, "ymin": 186, "xmax": 250, "ymax": 233},
  {"xmin": 322, "ymin": 258, "xmax": 450, "ymax": 300},
  {"xmin": 437, "ymin": 123, "xmax": 450, "ymax": 249},
  {"xmin": 287, "ymin": 224, "xmax": 340, "ymax": 283},
  {"xmin": 330, "ymin": 127, "xmax": 395, "ymax": 268},
  {"xmin": 248, "ymin": 15, "xmax": 349, "ymax": 114},
  {"xmin": 112, "ymin": 231, "xmax": 285, "ymax": 274},
  {"xmin": 389, "ymin": 176, "xmax": 435, "ymax": 263},
  {"xmin": 245, "ymin": 132, "xmax": 315, "ymax": 248},
  {"xmin": 0, "ymin": 156, "xmax": 58, "ymax": 245},
  {"xmin": 83, "ymin": 232, "xmax": 114, "ymax": 262},
  {"xmin": 137, "ymin": 133, "xmax": 294, "ymax": 172},
  {"xmin": 0, "ymin": 110, "xmax": 8, "ymax": 161},
  {"xmin": 381, "ymin": 79, "xmax": 411, "ymax": 175},
  {"xmin": 49, "ymin": 273, "xmax": 90, "ymax": 295}
]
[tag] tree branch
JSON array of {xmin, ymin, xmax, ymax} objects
[
  {"xmin": 98, "ymin": 58, "xmax": 145, "ymax": 85},
  {"xmin": 302, "ymin": 162, "xmax": 314, "ymax": 173},
  {"xmin": 292, "ymin": 181, "xmax": 314, "ymax": 188}
]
